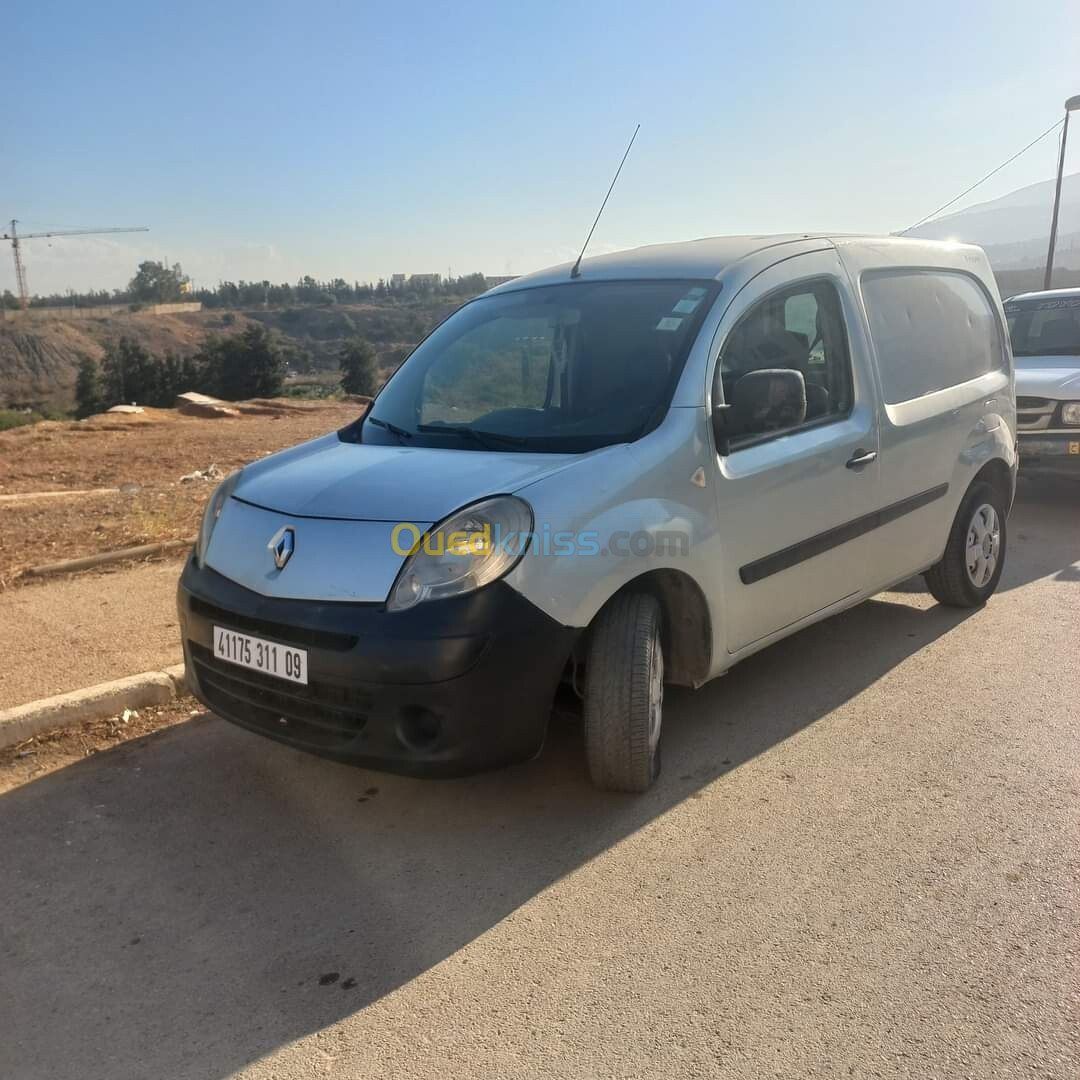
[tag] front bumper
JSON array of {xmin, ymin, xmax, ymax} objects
[
  {"xmin": 177, "ymin": 556, "xmax": 579, "ymax": 777},
  {"xmin": 1018, "ymin": 433, "xmax": 1080, "ymax": 475}
]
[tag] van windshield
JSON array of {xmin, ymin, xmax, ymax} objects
[
  {"xmin": 1005, "ymin": 295, "xmax": 1080, "ymax": 358},
  {"xmin": 357, "ymin": 280, "xmax": 718, "ymax": 452}
]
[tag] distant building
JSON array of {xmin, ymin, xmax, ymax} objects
[
  {"xmin": 409, "ymin": 273, "xmax": 441, "ymax": 287},
  {"xmin": 390, "ymin": 273, "xmax": 407, "ymax": 288}
]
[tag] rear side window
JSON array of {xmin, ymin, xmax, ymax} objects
[{"xmin": 861, "ymin": 270, "xmax": 1004, "ymax": 404}]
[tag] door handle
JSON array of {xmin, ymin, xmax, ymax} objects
[{"xmin": 846, "ymin": 448, "xmax": 877, "ymax": 469}]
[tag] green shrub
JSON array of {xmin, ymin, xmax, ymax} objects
[
  {"xmin": 339, "ymin": 338, "xmax": 378, "ymax": 396},
  {"xmin": 280, "ymin": 382, "xmax": 342, "ymax": 400},
  {"xmin": 0, "ymin": 409, "xmax": 43, "ymax": 431}
]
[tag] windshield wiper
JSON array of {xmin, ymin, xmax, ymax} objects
[
  {"xmin": 366, "ymin": 416, "xmax": 414, "ymax": 443},
  {"xmin": 416, "ymin": 424, "xmax": 528, "ymax": 449}
]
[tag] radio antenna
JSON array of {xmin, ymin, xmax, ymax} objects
[{"xmin": 570, "ymin": 123, "xmax": 640, "ymax": 279}]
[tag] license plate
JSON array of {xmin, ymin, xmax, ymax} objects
[{"xmin": 213, "ymin": 626, "xmax": 308, "ymax": 685}]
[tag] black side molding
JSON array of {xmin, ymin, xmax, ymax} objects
[{"xmin": 739, "ymin": 483, "xmax": 949, "ymax": 585}]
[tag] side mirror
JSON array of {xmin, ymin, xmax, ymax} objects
[{"xmin": 725, "ymin": 368, "xmax": 807, "ymax": 443}]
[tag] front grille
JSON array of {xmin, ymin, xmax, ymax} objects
[
  {"xmin": 189, "ymin": 595, "xmax": 359, "ymax": 652},
  {"xmin": 190, "ymin": 642, "xmax": 371, "ymax": 749},
  {"xmin": 1016, "ymin": 397, "xmax": 1056, "ymax": 432}
]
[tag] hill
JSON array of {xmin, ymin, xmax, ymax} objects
[
  {"xmin": 0, "ymin": 297, "xmax": 467, "ymax": 411},
  {"xmin": 907, "ymin": 171, "xmax": 1080, "ymax": 270}
]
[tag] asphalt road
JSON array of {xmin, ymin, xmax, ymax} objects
[{"xmin": 1, "ymin": 477, "xmax": 1077, "ymax": 1079}]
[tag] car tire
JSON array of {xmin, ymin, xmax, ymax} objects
[
  {"xmin": 583, "ymin": 593, "xmax": 664, "ymax": 793},
  {"xmin": 924, "ymin": 480, "xmax": 1007, "ymax": 607}
]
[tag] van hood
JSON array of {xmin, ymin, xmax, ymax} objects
[
  {"xmin": 232, "ymin": 433, "xmax": 587, "ymax": 522},
  {"xmin": 1015, "ymin": 355, "xmax": 1080, "ymax": 400}
]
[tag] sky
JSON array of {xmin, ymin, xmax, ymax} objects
[{"xmin": 3, "ymin": 0, "xmax": 1079, "ymax": 296}]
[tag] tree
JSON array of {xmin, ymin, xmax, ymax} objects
[
  {"xmin": 339, "ymin": 337, "xmax": 378, "ymax": 396},
  {"xmin": 128, "ymin": 260, "xmax": 189, "ymax": 304},
  {"xmin": 159, "ymin": 351, "xmax": 200, "ymax": 403},
  {"xmin": 180, "ymin": 353, "xmax": 204, "ymax": 392},
  {"xmin": 100, "ymin": 337, "xmax": 162, "ymax": 407},
  {"xmin": 74, "ymin": 357, "xmax": 102, "ymax": 418},
  {"xmin": 282, "ymin": 339, "xmax": 315, "ymax": 376},
  {"xmin": 15, "ymin": 268, "xmax": 493, "ymax": 313},
  {"xmin": 197, "ymin": 324, "xmax": 286, "ymax": 400}
]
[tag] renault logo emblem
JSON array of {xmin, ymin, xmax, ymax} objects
[{"xmin": 268, "ymin": 526, "xmax": 295, "ymax": 570}]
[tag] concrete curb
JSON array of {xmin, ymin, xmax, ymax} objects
[
  {"xmin": 0, "ymin": 664, "xmax": 188, "ymax": 751},
  {"xmin": 20, "ymin": 540, "xmax": 195, "ymax": 580}
]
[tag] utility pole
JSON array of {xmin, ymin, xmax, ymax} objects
[{"xmin": 1044, "ymin": 94, "xmax": 1080, "ymax": 290}]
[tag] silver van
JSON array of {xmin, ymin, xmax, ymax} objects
[{"xmin": 177, "ymin": 234, "xmax": 1017, "ymax": 792}]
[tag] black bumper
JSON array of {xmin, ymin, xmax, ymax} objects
[
  {"xmin": 177, "ymin": 556, "xmax": 579, "ymax": 777},
  {"xmin": 1018, "ymin": 435, "xmax": 1080, "ymax": 475}
]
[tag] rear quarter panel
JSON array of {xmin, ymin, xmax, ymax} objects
[{"xmin": 878, "ymin": 374, "xmax": 1015, "ymax": 574}]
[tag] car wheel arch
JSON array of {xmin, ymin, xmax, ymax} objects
[
  {"xmin": 971, "ymin": 456, "xmax": 1015, "ymax": 515},
  {"xmin": 588, "ymin": 568, "xmax": 712, "ymax": 689}
]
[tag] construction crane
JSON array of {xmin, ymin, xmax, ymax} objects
[{"xmin": 2, "ymin": 219, "xmax": 150, "ymax": 309}]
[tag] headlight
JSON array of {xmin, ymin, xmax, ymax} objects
[
  {"xmin": 387, "ymin": 496, "xmax": 533, "ymax": 612},
  {"xmin": 195, "ymin": 471, "xmax": 241, "ymax": 567},
  {"xmin": 1061, "ymin": 402, "xmax": 1080, "ymax": 425}
]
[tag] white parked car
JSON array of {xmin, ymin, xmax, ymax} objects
[
  {"xmin": 1003, "ymin": 287, "xmax": 1080, "ymax": 474},
  {"xmin": 178, "ymin": 234, "xmax": 1016, "ymax": 792}
]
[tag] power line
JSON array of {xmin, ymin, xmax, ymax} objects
[{"xmin": 898, "ymin": 118, "xmax": 1065, "ymax": 235}]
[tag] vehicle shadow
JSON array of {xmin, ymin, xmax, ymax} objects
[
  {"xmin": 890, "ymin": 473, "xmax": 1080, "ymax": 596},
  {"xmin": 0, "ymin": 591, "xmax": 976, "ymax": 1080}
]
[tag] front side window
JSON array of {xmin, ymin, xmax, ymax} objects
[
  {"xmin": 862, "ymin": 270, "xmax": 1004, "ymax": 404},
  {"xmin": 360, "ymin": 280, "xmax": 718, "ymax": 452},
  {"xmin": 716, "ymin": 279, "xmax": 853, "ymax": 443},
  {"xmin": 1005, "ymin": 295, "xmax": 1080, "ymax": 358}
]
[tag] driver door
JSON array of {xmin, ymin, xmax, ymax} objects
[{"xmin": 710, "ymin": 250, "xmax": 882, "ymax": 652}]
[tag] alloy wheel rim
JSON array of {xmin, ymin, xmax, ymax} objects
[{"xmin": 965, "ymin": 503, "xmax": 1000, "ymax": 588}]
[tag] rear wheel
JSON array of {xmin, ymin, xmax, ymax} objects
[
  {"xmin": 583, "ymin": 593, "xmax": 664, "ymax": 793},
  {"xmin": 924, "ymin": 480, "xmax": 1007, "ymax": 607}
]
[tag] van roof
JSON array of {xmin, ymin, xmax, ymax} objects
[
  {"xmin": 486, "ymin": 234, "xmax": 988, "ymax": 293},
  {"xmin": 1005, "ymin": 286, "xmax": 1080, "ymax": 303}
]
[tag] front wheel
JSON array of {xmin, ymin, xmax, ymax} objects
[
  {"xmin": 924, "ymin": 480, "xmax": 1007, "ymax": 607},
  {"xmin": 583, "ymin": 593, "xmax": 664, "ymax": 793}
]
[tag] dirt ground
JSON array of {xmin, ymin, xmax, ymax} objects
[
  {"xmin": 0, "ymin": 696, "xmax": 201, "ymax": 795},
  {"xmin": 0, "ymin": 399, "xmax": 363, "ymax": 586}
]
